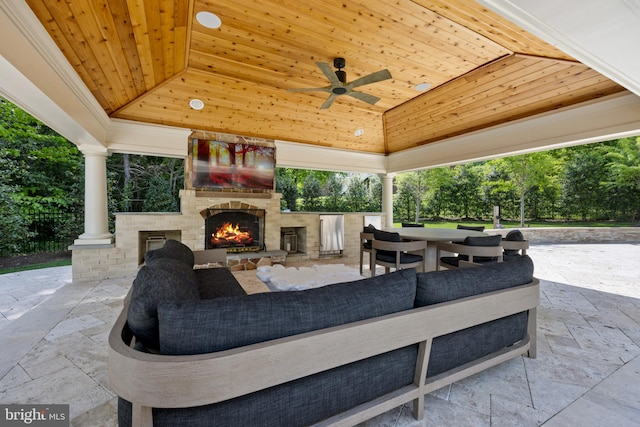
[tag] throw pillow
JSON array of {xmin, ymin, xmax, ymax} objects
[
  {"xmin": 127, "ymin": 258, "xmax": 200, "ymax": 351},
  {"xmin": 144, "ymin": 239, "xmax": 195, "ymax": 268}
]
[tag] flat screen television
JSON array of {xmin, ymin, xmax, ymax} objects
[{"xmin": 191, "ymin": 139, "xmax": 275, "ymax": 190}]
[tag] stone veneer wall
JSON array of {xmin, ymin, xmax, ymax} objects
[
  {"xmin": 71, "ymin": 188, "xmax": 384, "ymax": 281},
  {"xmin": 486, "ymin": 226, "xmax": 640, "ymax": 244}
]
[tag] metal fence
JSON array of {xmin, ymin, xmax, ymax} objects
[
  {"xmin": 16, "ymin": 210, "xmax": 77, "ymax": 256},
  {"xmin": 27, "ymin": 210, "xmax": 77, "ymax": 253}
]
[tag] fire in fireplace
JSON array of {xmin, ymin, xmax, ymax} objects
[
  {"xmin": 204, "ymin": 209, "xmax": 265, "ymax": 252},
  {"xmin": 211, "ymin": 222, "xmax": 254, "ymax": 247}
]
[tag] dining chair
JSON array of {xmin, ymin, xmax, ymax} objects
[
  {"xmin": 370, "ymin": 230, "xmax": 427, "ymax": 276},
  {"xmin": 359, "ymin": 231, "xmax": 374, "ymax": 275},
  {"xmin": 502, "ymin": 229, "xmax": 529, "ymax": 260},
  {"xmin": 436, "ymin": 234, "xmax": 503, "ymax": 270}
]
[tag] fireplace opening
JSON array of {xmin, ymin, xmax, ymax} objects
[{"xmin": 205, "ymin": 209, "xmax": 265, "ymax": 252}]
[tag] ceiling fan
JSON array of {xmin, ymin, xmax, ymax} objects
[{"xmin": 288, "ymin": 57, "xmax": 392, "ymax": 109}]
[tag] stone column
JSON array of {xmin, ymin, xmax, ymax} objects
[
  {"xmin": 74, "ymin": 148, "xmax": 113, "ymax": 245},
  {"xmin": 380, "ymin": 173, "xmax": 395, "ymax": 228}
]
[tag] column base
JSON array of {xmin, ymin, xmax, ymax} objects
[{"xmin": 74, "ymin": 233, "xmax": 114, "ymax": 245}]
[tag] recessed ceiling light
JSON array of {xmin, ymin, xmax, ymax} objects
[
  {"xmin": 354, "ymin": 128, "xmax": 364, "ymax": 137},
  {"xmin": 414, "ymin": 83, "xmax": 431, "ymax": 91},
  {"xmin": 196, "ymin": 11, "xmax": 222, "ymax": 29},
  {"xmin": 189, "ymin": 99, "xmax": 205, "ymax": 110}
]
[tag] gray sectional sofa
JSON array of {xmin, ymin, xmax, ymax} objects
[{"xmin": 109, "ymin": 239, "xmax": 539, "ymax": 427}]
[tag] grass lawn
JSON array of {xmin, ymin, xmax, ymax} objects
[{"xmin": 0, "ymin": 254, "xmax": 71, "ymax": 275}]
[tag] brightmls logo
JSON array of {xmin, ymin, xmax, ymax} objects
[{"xmin": 0, "ymin": 405, "xmax": 68, "ymax": 426}]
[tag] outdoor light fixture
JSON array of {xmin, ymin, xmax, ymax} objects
[
  {"xmin": 414, "ymin": 83, "xmax": 431, "ymax": 91},
  {"xmin": 196, "ymin": 11, "xmax": 222, "ymax": 29},
  {"xmin": 189, "ymin": 99, "xmax": 205, "ymax": 110}
]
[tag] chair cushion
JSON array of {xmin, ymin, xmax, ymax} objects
[
  {"xmin": 127, "ymin": 258, "xmax": 200, "ymax": 351},
  {"xmin": 458, "ymin": 234, "xmax": 503, "ymax": 262},
  {"xmin": 157, "ymin": 269, "xmax": 417, "ymax": 355},
  {"xmin": 457, "ymin": 224, "xmax": 485, "ymax": 232},
  {"xmin": 376, "ymin": 251, "xmax": 423, "ymax": 265},
  {"xmin": 144, "ymin": 239, "xmax": 195, "ymax": 268}
]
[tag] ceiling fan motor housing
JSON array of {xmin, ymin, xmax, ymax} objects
[{"xmin": 334, "ymin": 57, "xmax": 347, "ymax": 84}]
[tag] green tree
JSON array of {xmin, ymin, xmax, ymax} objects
[
  {"xmin": 451, "ymin": 164, "xmax": 483, "ymax": 219},
  {"xmin": 604, "ymin": 137, "xmax": 640, "ymax": 220},
  {"xmin": 493, "ymin": 153, "xmax": 555, "ymax": 226},
  {"xmin": 276, "ymin": 169, "xmax": 299, "ymax": 211},
  {"xmin": 324, "ymin": 173, "xmax": 345, "ymax": 211},
  {"xmin": 561, "ymin": 146, "xmax": 609, "ymax": 221},
  {"xmin": 302, "ymin": 174, "xmax": 322, "ymax": 211},
  {"xmin": 107, "ymin": 153, "xmax": 183, "ymax": 213},
  {"xmin": 344, "ymin": 175, "xmax": 369, "ymax": 212},
  {"xmin": 0, "ymin": 96, "xmax": 84, "ymax": 255},
  {"xmin": 143, "ymin": 173, "xmax": 178, "ymax": 212},
  {"xmin": 0, "ymin": 97, "xmax": 83, "ymax": 212},
  {"xmin": 394, "ymin": 171, "xmax": 430, "ymax": 222}
]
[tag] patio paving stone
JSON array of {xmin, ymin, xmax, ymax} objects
[{"xmin": 0, "ymin": 243, "xmax": 638, "ymax": 426}]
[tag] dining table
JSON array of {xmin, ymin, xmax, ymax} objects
[{"xmin": 382, "ymin": 227, "xmax": 488, "ymax": 271}]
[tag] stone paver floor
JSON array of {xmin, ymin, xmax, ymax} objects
[{"xmin": 1, "ymin": 243, "xmax": 639, "ymax": 426}]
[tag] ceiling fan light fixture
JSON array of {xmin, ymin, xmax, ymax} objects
[
  {"xmin": 196, "ymin": 11, "xmax": 222, "ymax": 29},
  {"xmin": 414, "ymin": 82, "xmax": 431, "ymax": 91},
  {"xmin": 189, "ymin": 99, "xmax": 205, "ymax": 110}
]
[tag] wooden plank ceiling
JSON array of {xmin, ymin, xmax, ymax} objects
[{"xmin": 26, "ymin": 0, "xmax": 625, "ymax": 155}]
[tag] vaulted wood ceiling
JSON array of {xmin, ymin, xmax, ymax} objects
[{"xmin": 25, "ymin": 0, "xmax": 625, "ymax": 155}]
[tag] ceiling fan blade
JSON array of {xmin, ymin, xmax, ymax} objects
[
  {"xmin": 347, "ymin": 91, "xmax": 381, "ymax": 105},
  {"xmin": 320, "ymin": 93, "xmax": 339, "ymax": 109},
  {"xmin": 316, "ymin": 62, "xmax": 343, "ymax": 86},
  {"xmin": 348, "ymin": 69, "xmax": 392, "ymax": 89},
  {"xmin": 288, "ymin": 86, "xmax": 331, "ymax": 93}
]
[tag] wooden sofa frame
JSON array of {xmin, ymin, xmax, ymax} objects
[{"xmin": 108, "ymin": 279, "xmax": 539, "ymax": 427}]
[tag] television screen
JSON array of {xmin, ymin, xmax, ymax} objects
[{"xmin": 191, "ymin": 139, "xmax": 275, "ymax": 190}]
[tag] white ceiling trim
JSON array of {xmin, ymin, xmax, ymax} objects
[
  {"xmin": 479, "ymin": 0, "xmax": 640, "ymax": 98},
  {"xmin": 274, "ymin": 140, "xmax": 388, "ymax": 174}
]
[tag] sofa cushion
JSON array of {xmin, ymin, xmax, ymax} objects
[
  {"xmin": 157, "ymin": 269, "xmax": 417, "ymax": 355},
  {"xmin": 127, "ymin": 258, "xmax": 200, "ymax": 350},
  {"xmin": 415, "ymin": 255, "xmax": 533, "ymax": 307},
  {"xmin": 415, "ymin": 256, "xmax": 534, "ymax": 377},
  {"xmin": 195, "ymin": 268, "xmax": 247, "ymax": 299},
  {"xmin": 144, "ymin": 239, "xmax": 195, "ymax": 268}
]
